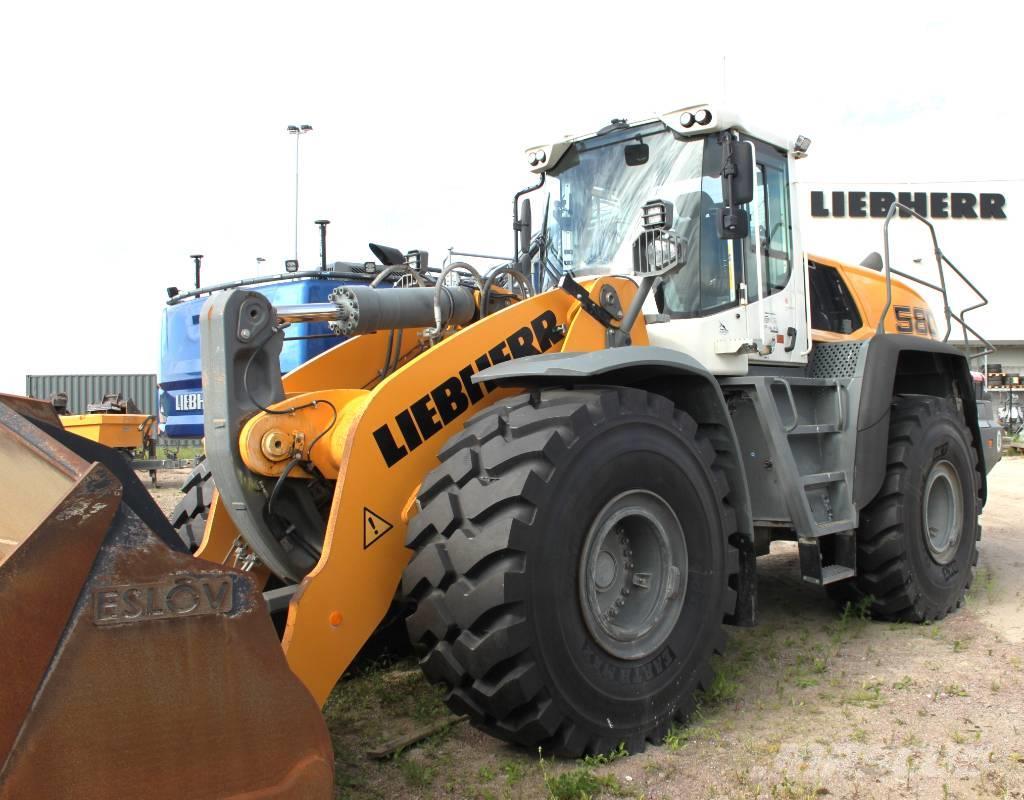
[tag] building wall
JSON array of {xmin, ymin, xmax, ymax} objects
[
  {"xmin": 796, "ymin": 180, "xmax": 1019, "ymax": 345},
  {"xmin": 25, "ymin": 374, "xmax": 157, "ymax": 416}
]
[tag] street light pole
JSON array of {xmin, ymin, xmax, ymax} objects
[{"xmin": 286, "ymin": 123, "xmax": 313, "ymax": 265}]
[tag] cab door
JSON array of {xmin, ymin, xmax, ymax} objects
[{"xmin": 744, "ymin": 141, "xmax": 805, "ymax": 364}]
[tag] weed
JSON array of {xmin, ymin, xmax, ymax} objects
[
  {"xmin": 844, "ymin": 679, "xmax": 885, "ymax": 708},
  {"xmin": 701, "ymin": 657, "xmax": 741, "ymax": 706},
  {"xmin": 850, "ymin": 726, "xmax": 869, "ymax": 743},
  {"xmin": 768, "ymin": 774, "xmax": 828, "ymax": 799},
  {"xmin": 478, "ymin": 765, "xmax": 495, "ymax": 782},
  {"xmin": 501, "ymin": 759, "xmax": 529, "ymax": 785},
  {"xmin": 966, "ymin": 566, "xmax": 997, "ymax": 604},
  {"xmin": 397, "ymin": 754, "xmax": 436, "ymax": 787},
  {"xmin": 826, "ymin": 596, "xmax": 872, "ymax": 647},
  {"xmin": 538, "ymin": 749, "xmax": 622, "ymax": 800},
  {"xmin": 943, "ymin": 683, "xmax": 969, "ymax": 697},
  {"xmin": 952, "ymin": 639, "xmax": 968, "ymax": 653},
  {"xmin": 581, "ymin": 742, "xmax": 628, "ymax": 767},
  {"xmin": 893, "ymin": 675, "xmax": 914, "ymax": 690}
]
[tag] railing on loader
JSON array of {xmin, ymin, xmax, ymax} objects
[{"xmin": 879, "ymin": 200, "xmax": 994, "ymax": 357}]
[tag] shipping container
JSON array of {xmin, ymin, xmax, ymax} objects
[{"xmin": 25, "ymin": 374, "xmax": 158, "ymax": 416}]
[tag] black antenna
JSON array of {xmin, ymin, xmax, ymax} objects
[
  {"xmin": 190, "ymin": 254, "xmax": 204, "ymax": 289},
  {"xmin": 315, "ymin": 220, "xmax": 330, "ymax": 270}
]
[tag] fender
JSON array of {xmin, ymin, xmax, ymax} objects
[
  {"xmin": 475, "ymin": 345, "xmax": 757, "ymax": 625},
  {"xmin": 855, "ymin": 334, "xmax": 987, "ymax": 508}
]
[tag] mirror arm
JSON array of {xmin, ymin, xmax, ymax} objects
[{"xmin": 513, "ymin": 173, "xmax": 546, "ymax": 263}]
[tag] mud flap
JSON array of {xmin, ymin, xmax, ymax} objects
[{"xmin": 0, "ymin": 394, "xmax": 333, "ymax": 799}]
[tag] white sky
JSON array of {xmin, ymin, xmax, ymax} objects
[{"xmin": 1, "ymin": 1, "xmax": 1021, "ymax": 392}]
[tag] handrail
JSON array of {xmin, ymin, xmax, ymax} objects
[
  {"xmin": 878, "ymin": 201, "xmax": 994, "ymax": 358},
  {"xmin": 166, "ymin": 266, "xmax": 385, "ymax": 305}
]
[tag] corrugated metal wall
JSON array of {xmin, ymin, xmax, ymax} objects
[{"xmin": 25, "ymin": 374, "xmax": 158, "ymax": 416}]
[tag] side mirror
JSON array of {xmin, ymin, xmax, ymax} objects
[
  {"xmin": 717, "ymin": 136, "xmax": 754, "ymax": 240},
  {"xmin": 517, "ymin": 198, "xmax": 532, "ymax": 256},
  {"xmin": 731, "ymin": 140, "xmax": 754, "ymax": 205}
]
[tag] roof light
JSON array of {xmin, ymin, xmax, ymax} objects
[
  {"xmin": 679, "ymin": 111, "xmax": 696, "ymax": 128},
  {"xmin": 693, "ymin": 108, "xmax": 712, "ymax": 125}
]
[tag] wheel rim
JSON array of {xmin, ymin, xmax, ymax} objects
[
  {"xmin": 578, "ymin": 490, "xmax": 687, "ymax": 661},
  {"xmin": 922, "ymin": 459, "xmax": 963, "ymax": 565}
]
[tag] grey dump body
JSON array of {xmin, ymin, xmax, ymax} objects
[{"xmin": 476, "ymin": 335, "xmax": 988, "ymax": 589}]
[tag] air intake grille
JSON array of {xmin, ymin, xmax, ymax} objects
[{"xmin": 808, "ymin": 342, "xmax": 863, "ymax": 379}]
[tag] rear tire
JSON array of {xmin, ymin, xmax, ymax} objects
[
  {"xmin": 827, "ymin": 395, "xmax": 979, "ymax": 621},
  {"xmin": 168, "ymin": 457, "xmax": 214, "ymax": 552},
  {"xmin": 403, "ymin": 387, "xmax": 739, "ymax": 756}
]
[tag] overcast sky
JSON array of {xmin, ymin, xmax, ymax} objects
[{"xmin": 1, "ymin": 1, "xmax": 1021, "ymax": 392}]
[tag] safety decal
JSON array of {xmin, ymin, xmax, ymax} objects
[{"xmin": 363, "ymin": 507, "xmax": 394, "ymax": 549}]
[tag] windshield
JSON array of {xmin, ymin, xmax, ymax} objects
[{"xmin": 539, "ymin": 125, "xmax": 741, "ymax": 317}]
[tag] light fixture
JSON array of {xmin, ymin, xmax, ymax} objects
[
  {"xmin": 694, "ymin": 108, "xmax": 712, "ymax": 125},
  {"xmin": 285, "ymin": 259, "xmax": 299, "ymax": 273},
  {"xmin": 641, "ymin": 199, "xmax": 673, "ymax": 231},
  {"xmin": 793, "ymin": 134, "xmax": 812, "ymax": 159},
  {"xmin": 679, "ymin": 111, "xmax": 696, "ymax": 128}
]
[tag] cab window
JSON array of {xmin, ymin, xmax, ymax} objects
[
  {"xmin": 746, "ymin": 147, "xmax": 793, "ymax": 301},
  {"xmin": 808, "ymin": 261, "xmax": 863, "ymax": 334}
]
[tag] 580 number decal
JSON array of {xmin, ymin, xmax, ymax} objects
[{"xmin": 893, "ymin": 305, "xmax": 936, "ymax": 336}]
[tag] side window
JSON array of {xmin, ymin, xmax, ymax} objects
[
  {"xmin": 761, "ymin": 158, "xmax": 792, "ymax": 293},
  {"xmin": 743, "ymin": 145, "xmax": 793, "ymax": 301},
  {"xmin": 808, "ymin": 261, "xmax": 863, "ymax": 334}
]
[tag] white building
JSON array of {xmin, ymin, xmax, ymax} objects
[{"xmin": 797, "ymin": 180, "xmax": 1022, "ymax": 373}]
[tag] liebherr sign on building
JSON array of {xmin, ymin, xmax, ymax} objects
[{"xmin": 797, "ymin": 180, "xmax": 1017, "ymax": 344}]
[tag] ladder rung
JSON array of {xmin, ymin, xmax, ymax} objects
[
  {"xmin": 789, "ymin": 423, "xmax": 840, "ymax": 435},
  {"xmin": 801, "ymin": 471, "xmax": 846, "ymax": 486},
  {"xmin": 804, "ymin": 565, "xmax": 856, "ymax": 586},
  {"xmin": 815, "ymin": 519, "xmax": 856, "ymax": 535}
]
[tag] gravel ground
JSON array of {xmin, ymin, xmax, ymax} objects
[{"xmin": 148, "ymin": 457, "xmax": 1024, "ymax": 799}]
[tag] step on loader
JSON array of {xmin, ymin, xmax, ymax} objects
[{"xmin": 0, "ymin": 103, "xmax": 1001, "ymax": 797}]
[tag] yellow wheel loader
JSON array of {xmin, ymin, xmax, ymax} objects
[{"xmin": 0, "ymin": 104, "xmax": 999, "ymax": 796}]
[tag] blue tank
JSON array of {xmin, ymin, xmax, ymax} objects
[{"xmin": 159, "ymin": 272, "xmax": 380, "ymax": 438}]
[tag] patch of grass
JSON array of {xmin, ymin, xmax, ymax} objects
[
  {"xmin": 663, "ymin": 722, "xmax": 716, "ymax": 751},
  {"xmin": 850, "ymin": 726, "xmax": 869, "ymax": 743},
  {"xmin": 374, "ymin": 669, "xmax": 449, "ymax": 723},
  {"xmin": 843, "ymin": 679, "xmax": 885, "ymax": 708},
  {"xmin": 478, "ymin": 765, "xmax": 495, "ymax": 782},
  {"xmin": 943, "ymin": 683, "xmax": 969, "ymax": 697},
  {"xmin": 893, "ymin": 675, "xmax": 915, "ymax": 691},
  {"xmin": 826, "ymin": 596, "xmax": 872, "ymax": 647},
  {"xmin": 700, "ymin": 654, "xmax": 742, "ymax": 707},
  {"xmin": 768, "ymin": 774, "xmax": 828, "ymax": 799},
  {"xmin": 539, "ymin": 749, "xmax": 624, "ymax": 800},
  {"xmin": 581, "ymin": 742, "xmax": 628, "ymax": 766},
  {"xmin": 951, "ymin": 638, "xmax": 970, "ymax": 653},
  {"xmin": 397, "ymin": 753, "xmax": 436, "ymax": 788},
  {"xmin": 501, "ymin": 759, "xmax": 529, "ymax": 785},
  {"xmin": 966, "ymin": 565, "xmax": 998, "ymax": 605}
]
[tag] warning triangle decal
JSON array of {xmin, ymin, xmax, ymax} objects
[{"xmin": 363, "ymin": 507, "xmax": 395, "ymax": 549}]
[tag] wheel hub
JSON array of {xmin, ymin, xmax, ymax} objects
[
  {"xmin": 922, "ymin": 459, "xmax": 963, "ymax": 565},
  {"xmin": 578, "ymin": 490, "xmax": 687, "ymax": 660}
]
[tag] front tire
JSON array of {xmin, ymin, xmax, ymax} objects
[
  {"xmin": 829, "ymin": 395, "xmax": 979, "ymax": 621},
  {"xmin": 168, "ymin": 457, "xmax": 214, "ymax": 552},
  {"xmin": 403, "ymin": 387, "xmax": 739, "ymax": 756}
]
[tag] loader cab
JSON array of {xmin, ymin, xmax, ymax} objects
[{"xmin": 532, "ymin": 107, "xmax": 807, "ymax": 375}]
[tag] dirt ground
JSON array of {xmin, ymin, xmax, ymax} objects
[{"xmin": 148, "ymin": 459, "xmax": 1024, "ymax": 800}]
